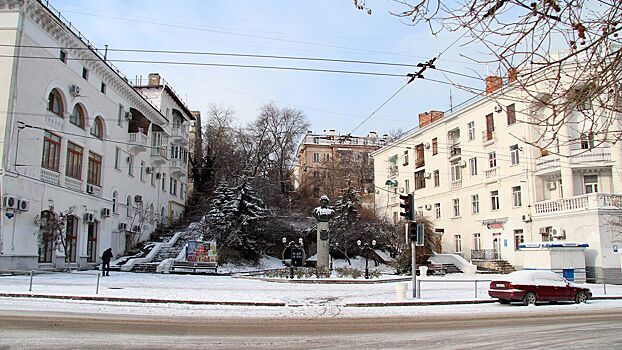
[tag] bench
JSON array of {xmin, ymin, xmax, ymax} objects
[{"xmin": 171, "ymin": 261, "xmax": 218, "ymax": 274}]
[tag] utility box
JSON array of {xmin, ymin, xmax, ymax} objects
[{"xmin": 517, "ymin": 242, "xmax": 588, "ymax": 283}]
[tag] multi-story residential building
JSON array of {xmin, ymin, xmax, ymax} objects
[
  {"xmin": 372, "ymin": 70, "xmax": 622, "ymax": 282},
  {"xmin": 0, "ymin": 0, "xmax": 194, "ymax": 270},
  {"xmin": 294, "ymin": 130, "xmax": 384, "ymax": 208}
]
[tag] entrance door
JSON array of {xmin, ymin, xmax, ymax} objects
[
  {"xmin": 492, "ymin": 237, "xmax": 501, "ymax": 259},
  {"xmin": 87, "ymin": 221, "xmax": 98, "ymax": 262}
]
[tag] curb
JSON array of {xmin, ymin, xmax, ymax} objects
[
  {"xmin": 345, "ymin": 299, "xmax": 497, "ymax": 307},
  {"xmin": 234, "ymin": 275, "xmax": 412, "ymax": 284}
]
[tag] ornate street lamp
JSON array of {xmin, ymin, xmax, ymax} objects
[
  {"xmin": 282, "ymin": 237, "xmax": 304, "ymax": 279},
  {"xmin": 357, "ymin": 239, "xmax": 377, "ymax": 279}
]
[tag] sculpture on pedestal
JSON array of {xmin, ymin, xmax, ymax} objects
[{"xmin": 313, "ymin": 195, "xmax": 334, "ymax": 269}]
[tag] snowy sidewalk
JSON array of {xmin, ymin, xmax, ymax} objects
[{"xmin": 1, "ymin": 271, "xmax": 621, "ymax": 307}]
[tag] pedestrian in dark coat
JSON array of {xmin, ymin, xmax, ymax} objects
[{"xmin": 102, "ymin": 248, "xmax": 113, "ymax": 276}]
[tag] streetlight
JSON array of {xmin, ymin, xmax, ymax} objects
[
  {"xmin": 282, "ymin": 237, "xmax": 304, "ymax": 279},
  {"xmin": 357, "ymin": 239, "xmax": 377, "ymax": 279}
]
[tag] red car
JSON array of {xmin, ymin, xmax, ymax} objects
[{"xmin": 489, "ymin": 270, "xmax": 592, "ymax": 305}]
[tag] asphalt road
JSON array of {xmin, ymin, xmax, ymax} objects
[{"xmin": 1, "ymin": 309, "xmax": 621, "ymax": 349}]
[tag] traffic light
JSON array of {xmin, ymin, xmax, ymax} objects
[{"xmin": 399, "ymin": 193, "xmax": 414, "ymax": 221}]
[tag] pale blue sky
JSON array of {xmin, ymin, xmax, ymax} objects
[{"xmin": 50, "ymin": 0, "xmax": 489, "ymax": 136}]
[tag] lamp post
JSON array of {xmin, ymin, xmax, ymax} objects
[
  {"xmin": 282, "ymin": 237, "xmax": 304, "ymax": 279},
  {"xmin": 357, "ymin": 239, "xmax": 376, "ymax": 279}
]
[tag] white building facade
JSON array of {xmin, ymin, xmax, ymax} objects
[
  {"xmin": 0, "ymin": 0, "xmax": 193, "ymax": 270},
  {"xmin": 372, "ymin": 71, "xmax": 622, "ymax": 282}
]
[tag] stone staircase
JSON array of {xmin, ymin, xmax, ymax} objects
[{"xmin": 473, "ymin": 259, "xmax": 515, "ymax": 274}]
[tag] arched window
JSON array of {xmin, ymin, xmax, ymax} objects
[
  {"xmin": 48, "ymin": 89, "xmax": 64, "ymax": 117},
  {"xmin": 38, "ymin": 210, "xmax": 55, "ymax": 263},
  {"xmin": 65, "ymin": 215, "xmax": 78, "ymax": 263},
  {"xmin": 112, "ymin": 191, "xmax": 118, "ymax": 214},
  {"xmin": 126, "ymin": 196, "xmax": 132, "ymax": 217},
  {"xmin": 70, "ymin": 104, "xmax": 86, "ymax": 128},
  {"xmin": 91, "ymin": 116, "xmax": 104, "ymax": 139}
]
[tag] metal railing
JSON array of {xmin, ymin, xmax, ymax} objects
[{"xmin": 471, "ymin": 249, "xmax": 500, "ymax": 260}]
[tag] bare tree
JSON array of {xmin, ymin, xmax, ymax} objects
[
  {"xmin": 354, "ymin": 1, "xmax": 622, "ymax": 154},
  {"xmin": 33, "ymin": 206, "xmax": 75, "ymax": 263},
  {"xmin": 204, "ymin": 103, "xmax": 241, "ymax": 188}
]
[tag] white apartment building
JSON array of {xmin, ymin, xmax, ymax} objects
[
  {"xmin": 0, "ymin": 0, "xmax": 194, "ymax": 270},
  {"xmin": 372, "ymin": 70, "xmax": 622, "ymax": 282}
]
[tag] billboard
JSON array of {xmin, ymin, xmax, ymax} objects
[{"xmin": 186, "ymin": 240, "xmax": 218, "ymax": 263}]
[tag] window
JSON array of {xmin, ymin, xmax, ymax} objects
[
  {"xmin": 469, "ymin": 158, "xmax": 478, "ymax": 176},
  {"xmin": 65, "ymin": 216, "xmax": 78, "ymax": 263},
  {"xmin": 434, "ymin": 203, "xmax": 441, "ymax": 219},
  {"xmin": 112, "ymin": 191, "xmax": 118, "ymax": 214},
  {"xmin": 42, "ymin": 130, "xmax": 61, "ymax": 172},
  {"xmin": 514, "ymin": 229, "xmax": 524, "ymax": 251},
  {"xmin": 415, "ymin": 170, "xmax": 426, "ymax": 190},
  {"xmin": 170, "ymin": 178, "xmax": 178, "ymax": 195},
  {"xmin": 471, "ymin": 194, "xmax": 479, "ymax": 214},
  {"xmin": 580, "ymin": 132, "xmax": 594, "ymax": 150},
  {"xmin": 473, "ymin": 233, "xmax": 481, "ymax": 251},
  {"xmin": 117, "ymin": 104, "xmax": 124, "ymax": 126},
  {"xmin": 415, "ymin": 144, "xmax": 425, "ymax": 167},
  {"xmin": 403, "ymin": 150, "xmax": 409, "ymax": 165},
  {"xmin": 512, "ymin": 186, "xmax": 522, "ymax": 207},
  {"xmin": 128, "ymin": 155, "xmax": 134, "ymax": 176},
  {"xmin": 161, "ymin": 173, "xmax": 166, "ymax": 191},
  {"xmin": 114, "ymin": 147, "xmax": 121, "ymax": 170},
  {"xmin": 485, "ymin": 113, "xmax": 495, "ymax": 133},
  {"xmin": 48, "ymin": 89, "xmax": 64, "ymax": 117},
  {"xmin": 86, "ymin": 221, "xmax": 98, "ymax": 263},
  {"xmin": 433, "ymin": 170, "xmax": 440, "ymax": 187},
  {"xmin": 151, "ymin": 171, "xmax": 156, "ymax": 187},
  {"xmin": 453, "ymin": 198, "xmax": 460, "ymax": 217},
  {"xmin": 70, "ymin": 104, "xmax": 85, "ymax": 128},
  {"xmin": 450, "ymin": 160, "xmax": 461, "ymax": 182},
  {"xmin": 313, "ymin": 170, "xmax": 320, "ymax": 178},
  {"xmin": 404, "ymin": 179, "xmax": 410, "ymax": 194},
  {"xmin": 510, "ymin": 144, "xmax": 520, "ymax": 165},
  {"xmin": 488, "ymin": 151, "xmax": 497, "ymax": 168},
  {"xmin": 82, "ymin": 67, "xmax": 89, "ymax": 80},
  {"xmin": 65, "ymin": 142, "xmax": 83, "ymax": 180},
  {"xmin": 100, "ymin": 82, "xmax": 106, "ymax": 94},
  {"xmin": 584, "ymin": 175, "xmax": 598, "ymax": 194},
  {"xmin": 467, "ymin": 121, "xmax": 475, "ymax": 141},
  {"xmin": 507, "ymin": 104, "xmax": 516, "ymax": 125},
  {"xmin": 87, "ymin": 152, "xmax": 102, "ymax": 186},
  {"xmin": 140, "ymin": 161, "xmax": 145, "ymax": 181},
  {"xmin": 180, "ymin": 183, "xmax": 185, "ymax": 200},
  {"xmin": 38, "ymin": 210, "xmax": 54, "ymax": 263},
  {"xmin": 126, "ymin": 196, "xmax": 132, "ymax": 217},
  {"xmin": 91, "ymin": 117, "xmax": 104, "ymax": 139},
  {"xmin": 454, "ymin": 234, "xmax": 462, "ymax": 253},
  {"xmin": 491, "ymin": 190, "xmax": 500, "ymax": 210},
  {"xmin": 59, "ymin": 50, "xmax": 66, "ymax": 63},
  {"xmin": 432, "ymin": 138, "xmax": 438, "ymax": 155},
  {"xmin": 313, "ymin": 136, "xmax": 319, "ymax": 143},
  {"xmin": 313, "ymin": 153, "xmax": 320, "ymax": 162}
]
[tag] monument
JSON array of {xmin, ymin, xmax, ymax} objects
[{"xmin": 312, "ymin": 195, "xmax": 335, "ymax": 268}]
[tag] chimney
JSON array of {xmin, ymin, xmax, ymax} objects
[
  {"xmin": 508, "ymin": 67, "xmax": 517, "ymax": 84},
  {"xmin": 368, "ymin": 131, "xmax": 377, "ymax": 138},
  {"xmin": 485, "ymin": 76, "xmax": 503, "ymax": 94},
  {"xmin": 329, "ymin": 129, "xmax": 335, "ymax": 136},
  {"xmin": 418, "ymin": 112, "xmax": 432, "ymax": 128},
  {"xmin": 148, "ymin": 73, "xmax": 161, "ymax": 86}
]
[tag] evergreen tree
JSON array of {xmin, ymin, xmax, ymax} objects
[
  {"xmin": 205, "ymin": 180, "xmax": 238, "ymax": 254},
  {"xmin": 228, "ymin": 177, "xmax": 269, "ymax": 261},
  {"xmin": 330, "ymin": 181, "xmax": 361, "ymax": 258}
]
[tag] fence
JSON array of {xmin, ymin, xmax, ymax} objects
[{"xmin": 27, "ymin": 270, "xmax": 102, "ymax": 294}]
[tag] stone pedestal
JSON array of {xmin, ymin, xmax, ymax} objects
[{"xmin": 316, "ymin": 221, "xmax": 330, "ymax": 268}]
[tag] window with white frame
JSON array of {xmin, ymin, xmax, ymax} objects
[
  {"xmin": 488, "ymin": 151, "xmax": 497, "ymax": 168},
  {"xmin": 128, "ymin": 155, "xmax": 134, "ymax": 176},
  {"xmin": 512, "ymin": 186, "xmax": 522, "ymax": 207},
  {"xmin": 491, "ymin": 190, "xmax": 500, "ymax": 210},
  {"xmin": 151, "ymin": 171, "xmax": 156, "ymax": 186},
  {"xmin": 161, "ymin": 173, "xmax": 166, "ymax": 191},
  {"xmin": 126, "ymin": 196, "xmax": 132, "ymax": 217},
  {"xmin": 451, "ymin": 160, "xmax": 461, "ymax": 182},
  {"xmin": 454, "ymin": 234, "xmax": 462, "ymax": 253},
  {"xmin": 467, "ymin": 121, "xmax": 475, "ymax": 141},
  {"xmin": 433, "ymin": 170, "xmax": 440, "ymax": 187},
  {"xmin": 313, "ymin": 153, "xmax": 320, "ymax": 162},
  {"xmin": 434, "ymin": 203, "xmax": 441, "ymax": 219},
  {"xmin": 584, "ymin": 175, "xmax": 598, "ymax": 193},
  {"xmin": 114, "ymin": 147, "xmax": 121, "ymax": 170},
  {"xmin": 405, "ymin": 179, "xmax": 410, "ymax": 193},
  {"xmin": 580, "ymin": 132, "xmax": 594, "ymax": 150},
  {"xmin": 453, "ymin": 198, "xmax": 460, "ymax": 217},
  {"xmin": 473, "ymin": 233, "xmax": 481, "ymax": 251},
  {"xmin": 140, "ymin": 161, "xmax": 145, "ymax": 181},
  {"xmin": 471, "ymin": 194, "xmax": 479, "ymax": 214},
  {"xmin": 403, "ymin": 150, "xmax": 409, "ymax": 165},
  {"xmin": 510, "ymin": 144, "xmax": 520, "ymax": 165},
  {"xmin": 469, "ymin": 157, "xmax": 477, "ymax": 176},
  {"xmin": 514, "ymin": 229, "xmax": 524, "ymax": 251}
]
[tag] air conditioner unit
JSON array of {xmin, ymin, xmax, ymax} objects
[
  {"xmin": 423, "ymin": 142, "xmax": 431, "ymax": 149},
  {"xmin": 494, "ymin": 105, "xmax": 503, "ymax": 113},
  {"xmin": 70, "ymin": 84, "xmax": 81, "ymax": 96},
  {"xmin": 101, "ymin": 208, "xmax": 111, "ymax": 217},
  {"xmin": 424, "ymin": 172, "xmax": 432, "ymax": 179},
  {"xmin": 124, "ymin": 111, "xmax": 133, "ymax": 120},
  {"xmin": 134, "ymin": 195, "xmax": 143, "ymax": 203},
  {"xmin": 459, "ymin": 160, "xmax": 467, "ymax": 168},
  {"xmin": 424, "ymin": 204, "xmax": 432, "ymax": 211},
  {"xmin": 84, "ymin": 212, "xmax": 95, "ymax": 223},
  {"xmin": 86, "ymin": 184, "xmax": 95, "ymax": 194},
  {"xmin": 118, "ymin": 223, "xmax": 128, "ymax": 231},
  {"xmin": 156, "ymin": 173, "xmax": 162, "ymax": 179},
  {"xmin": 17, "ymin": 199, "xmax": 29, "ymax": 212},
  {"xmin": 547, "ymin": 182, "xmax": 557, "ymax": 191},
  {"xmin": 551, "ymin": 227, "xmax": 566, "ymax": 240},
  {"xmin": 132, "ymin": 225, "xmax": 141, "ymax": 233},
  {"xmin": 3, "ymin": 195, "xmax": 18, "ymax": 210},
  {"xmin": 146, "ymin": 167, "xmax": 154, "ymax": 174}
]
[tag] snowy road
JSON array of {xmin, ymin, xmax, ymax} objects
[{"xmin": 1, "ymin": 307, "xmax": 622, "ymax": 349}]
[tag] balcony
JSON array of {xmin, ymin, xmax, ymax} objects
[
  {"xmin": 388, "ymin": 165, "xmax": 399, "ymax": 177},
  {"xmin": 449, "ymin": 144, "xmax": 461, "ymax": 160},
  {"xmin": 151, "ymin": 146, "xmax": 169, "ymax": 165},
  {"xmin": 170, "ymin": 126, "xmax": 189, "ymax": 146},
  {"xmin": 534, "ymin": 193, "xmax": 622, "ymax": 215},
  {"xmin": 41, "ymin": 168, "xmax": 60, "ymax": 186},
  {"xmin": 65, "ymin": 177, "xmax": 82, "ymax": 192},
  {"xmin": 450, "ymin": 179, "xmax": 462, "ymax": 189},
  {"xmin": 482, "ymin": 130, "xmax": 497, "ymax": 145},
  {"xmin": 484, "ymin": 167, "xmax": 499, "ymax": 182},
  {"xmin": 570, "ymin": 147, "xmax": 612, "ymax": 165},
  {"xmin": 415, "ymin": 158, "xmax": 425, "ymax": 169},
  {"xmin": 128, "ymin": 132, "xmax": 149, "ymax": 154},
  {"xmin": 169, "ymin": 158, "xmax": 188, "ymax": 178},
  {"xmin": 535, "ymin": 153, "xmax": 560, "ymax": 174}
]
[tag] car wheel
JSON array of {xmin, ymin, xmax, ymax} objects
[
  {"xmin": 498, "ymin": 299, "xmax": 511, "ymax": 304},
  {"xmin": 523, "ymin": 292, "xmax": 537, "ymax": 306},
  {"xmin": 575, "ymin": 291, "xmax": 588, "ymax": 304}
]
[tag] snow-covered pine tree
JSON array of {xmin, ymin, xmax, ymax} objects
[
  {"xmin": 205, "ymin": 180, "xmax": 238, "ymax": 253},
  {"xmin": 330, "ymin": 180, "xmax": 361, "ymax": 258},
  {"xmin": 228, "ymin": 177, "xmax": 270, "ymax": 261}
]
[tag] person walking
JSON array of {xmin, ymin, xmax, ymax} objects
[{"xmin": 102, "ymin": 248, "xmax": 113, "ymax": 276}]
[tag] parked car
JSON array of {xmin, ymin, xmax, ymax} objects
[{"xmin": 489, "ymin": 270, "xmax": 592, "ymax": 305}]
